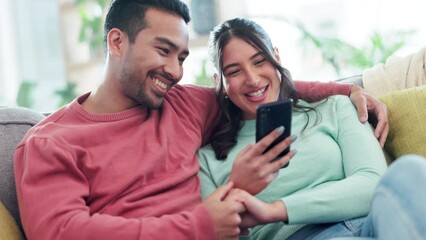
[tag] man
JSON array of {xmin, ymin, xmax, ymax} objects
[{"xmin": 14, "ymin": 0, "xmax": 388, "ymax": 239}]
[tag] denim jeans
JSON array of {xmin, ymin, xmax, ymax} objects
[
  {"xmin": 289, "ymin": 154, "xmax": 426, "ymax": 240},
  {"xmin": 287, "ymin": 217, "xmax": 365, "ymax": 240}
]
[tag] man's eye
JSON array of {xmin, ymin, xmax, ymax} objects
[
  {"xmin": 178, "ymin": 57, "xmax": 186, "ymax": 64},
  {"xmin": 159, "ymin": 48, "xmax": 169, "ymax": 54}
]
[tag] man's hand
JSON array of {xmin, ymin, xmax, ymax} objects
[
  {"xmin": 349, "ymin": 85, "xmax": 389, "ymax": 147},
  {"xmin": 225, "ymin": 189, "xmax": 288, "ymax": 228},
  {"xmin": 229, "ymin": 129, "xmax": 296, "ymax": 195},
  {"xmin": 203, "ymin": 182, "xmax": 246, "ymax": 240}
]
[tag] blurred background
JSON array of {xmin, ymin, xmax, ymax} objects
[{"xmin": 0, "ymin": 0, "xmax": 425, "ymax": 112}]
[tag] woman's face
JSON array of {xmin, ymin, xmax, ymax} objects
[{"xmin": 220, "ymin": 37, "xmax": 281, "ymax": 120}]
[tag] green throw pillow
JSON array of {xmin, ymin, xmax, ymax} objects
[{"xmin": 379, "ymin": 86, "xmax": 426, "ymax": 159}]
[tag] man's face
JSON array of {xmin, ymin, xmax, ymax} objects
[{"xmin": 119, "ymin": 8, "xmax": 189, "ymax": 109}]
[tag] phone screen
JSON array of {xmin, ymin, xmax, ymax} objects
[{"xmin": 256, "ymin": 99, "xmax": 292, "ymax": 167}]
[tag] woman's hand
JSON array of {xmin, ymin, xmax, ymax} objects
[
  {"xmin": 349, "ymin": 85, "xmax": 389, "ymax": 147},
  {"xmin": 229, "ymin": 128, "xmax": 296, "ymax": 195},
  {"xmin": 225, "ymin": 188, "xmax": 288, "ymax": 227}
]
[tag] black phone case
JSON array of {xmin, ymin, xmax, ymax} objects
[{"xmin": 256, "ymin": 99, "xmax": 292, "ymax": 167}]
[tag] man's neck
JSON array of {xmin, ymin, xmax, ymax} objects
[{"xmin": 81, "ymin": 83, "xmax": 140, "ymax": 114}]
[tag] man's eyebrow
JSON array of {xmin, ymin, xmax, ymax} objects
[
  {"xmin": 223, "ymin": 52, "xmax": 263, "ymax": 72},
  {"xmin": 155, "ymin": 37, "xmax": 189, "ymax": 56}
]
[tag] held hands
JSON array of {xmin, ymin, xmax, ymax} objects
[
  {"xmin": 203, "ymin": 182, "xmax": 246, "ymax": 240},
  {"xmin": 225, "ymin": 188, "xmax": 288, "ymax": 228},
  {"xmin": 349, "ymin": 85, "xmax": 389, "ymax": 147},
  {"xmin": 229, "ymin": 128, "xmax": 296, "ymax": 195},
  {"xmin": 206, "ymin": 183, "xmax": 288, "ymax": 238}
]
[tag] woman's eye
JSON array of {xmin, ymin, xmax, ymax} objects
[
  {"xmin": 226, "ymin": 70, "xmax": 240, "ymax": 76},
  {"xmin": 254, "ymin": 58, "xmax": 266, "ymax": 65}
]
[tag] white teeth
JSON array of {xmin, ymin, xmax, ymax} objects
[
  {"xmin": 247, "ymin": 87, "xmax": 266, "ymax": 98},
  {"xmin": 154, "ymin": 78, "xmax": 167, "ymax": 90}
]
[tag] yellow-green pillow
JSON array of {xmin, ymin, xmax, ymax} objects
[
  {"xmin": 0, "ymin": 202, "xmax": 23, "ymax": 240},
  {"xmin": 379, "ymin": 86, "xmax": 426, "ymax": 159}
]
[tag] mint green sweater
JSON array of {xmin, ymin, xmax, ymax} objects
[{"xmin": 198, "ymin": 96, "xmax": 387, "ymax": 240}]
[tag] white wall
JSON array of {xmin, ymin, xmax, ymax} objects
[
  {"xmin": 0, "ymin": 0, "xmax": 19, "ymax": 105},
  {"xmin": 10, "ymin": 0, "xmax": 67, "ymax": 112}
]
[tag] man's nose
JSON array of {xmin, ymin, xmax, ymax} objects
[{"xmin": 163, "ymin": 58, "xmax": 183, "ymax": 82}]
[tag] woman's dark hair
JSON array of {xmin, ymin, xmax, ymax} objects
[
  {"xmin": 208, "ymin": 18, "xmax": 319, "ymax": 160},
  {"xmin": 104, "ymin": 0, "xmax": 190, "ymax": 55}
]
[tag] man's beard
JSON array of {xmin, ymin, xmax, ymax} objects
[{"xmin": 119, "ymin": 67, "xmax": 163, "ymax": 109}]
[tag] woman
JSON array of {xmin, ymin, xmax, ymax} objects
[{"xmin": 197, "ymin": 18, "xmax": 400, "ymax": 239}]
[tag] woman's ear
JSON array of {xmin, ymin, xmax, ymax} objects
[
  {"xmin": 274, "ymin": 47, "xmax": 281, "ymax": 63},
  {"xmin": 213, "ymin": 73, "xmax": 220, "ymax": 87},
  {"xmin": 213, "ymin": 73, "xmax": 227, "ymax": 95},
  {"xmin": 107, "ymin": 28, "xmax": 127, "ymax": 57}
]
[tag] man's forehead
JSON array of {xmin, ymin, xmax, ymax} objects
[
  {"xmin": 144, "ymin": 7, "xmax": 187, "ymax": 28},
  {"xmin": 141, "ymin": 8, "xmax": 189, "ymax": 50}
]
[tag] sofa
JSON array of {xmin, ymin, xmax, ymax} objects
[
  {"xmin": 1, "ymin": 72, "xmax": 425, "ymax": 239},
  {"xmin": 0, "ymin": 107, "xmax": 45, "ymax": 239}
]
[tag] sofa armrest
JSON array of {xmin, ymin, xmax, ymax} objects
[
  {"xmin": 335, "ymin": 74, "xmax": 363, "ymax": 87},
  {"xmin": 0, "ymin": 107, "xmax": 45, "ymax": 238}
]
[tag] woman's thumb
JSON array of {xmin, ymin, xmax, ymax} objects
[{"xmin": 214, "ymin": 181, "xmax": 234, "ymax": 201}]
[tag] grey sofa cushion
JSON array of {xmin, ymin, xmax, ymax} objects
[{"xmin": 0, "ymin": 107, "xmax": 45, "ymax": 235}]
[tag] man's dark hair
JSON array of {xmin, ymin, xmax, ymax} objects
[{"xmin": 104, "ymin": 0, "xmax": 190, "ymax": 53}]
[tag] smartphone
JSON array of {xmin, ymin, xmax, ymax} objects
[{"xmin": 256, "ymin": 99, "xmax": 292, "ymax": 167}]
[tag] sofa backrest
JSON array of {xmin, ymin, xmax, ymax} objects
[{"xmin": 0, "ymin": 107, "xmax": 45, "ymax": 237}]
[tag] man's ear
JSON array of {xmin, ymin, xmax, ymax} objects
[
  {"xmin": 274, "ymin": 47, "xmax": 281, "ymax": 63},
  {"xmin": 107, "ymin": 28, "xmax": 127, "ymax": 57}
]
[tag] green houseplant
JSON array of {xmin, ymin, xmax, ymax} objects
[
  {"xmin": 294, "ymin": 21, "xmax": 415, "ymax": 76},
  {"xmin": 16, "ymin": 81, "xmax": 37, "ymax": 108},
  {"xmin": 75, "ymin": 0, "xmax": 110, "ymax": 57}
]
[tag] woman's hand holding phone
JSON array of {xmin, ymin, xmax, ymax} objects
[
  {"xmin": 256, "ymin": 99, "xmax": 293, "ymax": 164},
  {"xmin": 228, "ymin": 128, "xmax": 296, "ymax": 195}
]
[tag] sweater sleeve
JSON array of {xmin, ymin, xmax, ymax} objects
[
  {"xmin": 294, "ymin": 81, "xmax": 352, "ymax": 101},
  {"xmin": 168, "ymin": 85, "xmax": 220, "ymax": 146},
  {"xmin": 14, "ymin": 138, "xmax": 216, "ymax": 240},
  {"xmin": 282, "ymin": 96, "xmax": 387, "ymax": 224}
]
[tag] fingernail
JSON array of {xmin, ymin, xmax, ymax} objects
[
  {"xmin": 276, "ymin": 126, "xmax": 285, "ymax": 134},
  {"xmin": 291, "ymin": 134, "xmax": 298, "ymax": 141}
]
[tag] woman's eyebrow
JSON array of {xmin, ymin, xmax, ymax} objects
[
  {"xmin": 250, "ymin": 52, "xmax": 263, "ymax": 60},
  {"xmin": 223, "ymin": 51, "xmax": 263, "ymax": 72},
  {"xmin": 223, "ymin": 63, "xmax": 238, "ymax": 72}
]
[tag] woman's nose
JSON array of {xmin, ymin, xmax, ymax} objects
[{"xmin": 245, "ymin": 71, "xmax": 261, "ymax": 87}]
